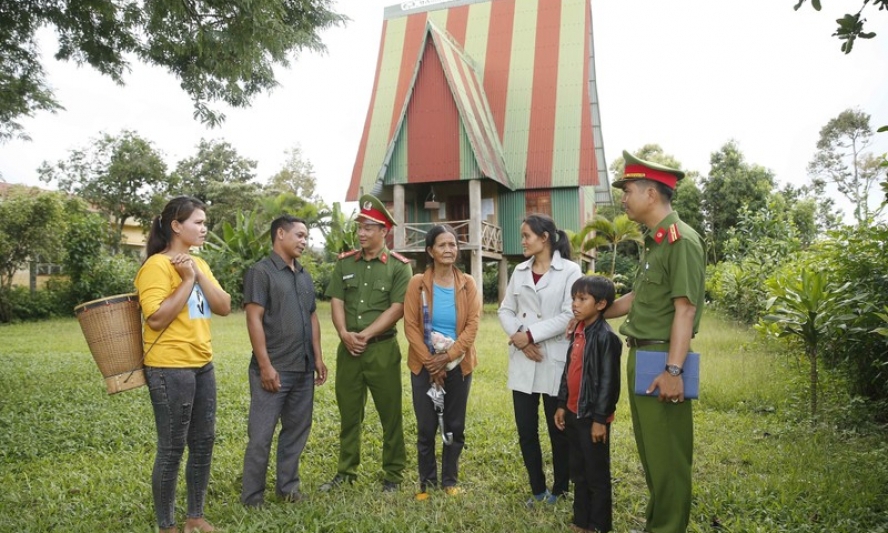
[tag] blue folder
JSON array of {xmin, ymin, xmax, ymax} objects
[{"xmin": 633, "ymin": 351, "xmax": 700, "ymax": 400}]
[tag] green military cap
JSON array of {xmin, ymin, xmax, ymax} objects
[
  {"xmin": 357, "ymin": 193, "xmax": 396, "ymax": 229},
  {"xmin": 612, "ymin": 150, "xmax": 685, "ymax": 190}
]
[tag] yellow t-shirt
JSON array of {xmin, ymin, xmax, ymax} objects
[{"xmin": 135, "ymin": 254, "xmax": 222, "ymax": 368}]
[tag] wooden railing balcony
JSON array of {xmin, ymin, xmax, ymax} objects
[{"xmin": 399, "ymin": 220, "xmax": 503, "ymax": 258}]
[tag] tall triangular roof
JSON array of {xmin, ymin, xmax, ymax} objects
[
  {"xmin": 348, "ymin": 0, "xmax": 608, "ymax": 201},
  {"xmin": 373, "ymin": 20, "xmax": 512, "ymax": 192}
]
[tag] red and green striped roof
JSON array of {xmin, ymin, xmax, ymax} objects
[{"xmin": 348, "ymin": 0, "xmax": 604, "ymax": 201}]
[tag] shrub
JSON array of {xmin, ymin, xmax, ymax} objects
[
  {"xmin": 806, "ymin": 224, "xmax": 888, "ymax": 415},
  {"xmin": 595, "ymin": 251, "xmax": 637, "ymax": 291},
  {"xmin": 1, "ymin": 285, "xmax": 68, "ymax": 321},
  {"xmin": 201, "ymin": 210, "xmax": 270, "ymax": 308},
  {"xmin": 482, "ymin": 262, "xmax": 500, "ymax": 303},
  {"xmin": 307, "ymin": 257, "xmax": 335, "ymax": 301}
]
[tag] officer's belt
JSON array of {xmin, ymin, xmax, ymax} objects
[
  {"xmin": 626, "ymin": 337, "xmax": 667, "ymax": 348},
  {"xmin": 366, "ymin": 332, "xmax": 396, "ymax": 344}
]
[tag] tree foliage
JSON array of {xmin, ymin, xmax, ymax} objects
[
  {"xmin": 60, "ymin": 199, "xmax": 140, "ymax": 307},
  {"xmin": 0, "ymin": 0, "xmax": 346, "ymax": 140},
  {"xmin": 201, "ymin": 209, "xmax": 270, "ymax": 308},
  {"xmin": 807, "ymin": 108, "xmax": 885, "ymax": 227},
  {"xmin": 794, "ymin": 0, "xmax": 888, "ymax": 53},
  {"xmin": 262, "ymin": 145, "xmax": 330, "ymax": 234},
  {"xmin": 266, "ymin": 145, "xmax": 319, "ymax": 199},
  {"xmin": 581, "ymin": 214, "xmax": 643, "ymax": 278},
  {"xmin": 759, "ymin": 269, "xmax": 858, "ymax": 418},
  {"xmin": 320, "ymin": 201, "xmax": 357, "ymax": 258},
  {"xmin": 701, "ymin": 141, "xmax": 775, "ymax": 262},
  {"xmin": 0, "ymin": 186, "xmax": 67, "ymax": 321},
  {"xmin": 38, "ymin": 130, "xmax": 170, "ymax": 251},
  {"xmin": 173, "ymin": 138, "xmax": 260, "ymax": 231}
]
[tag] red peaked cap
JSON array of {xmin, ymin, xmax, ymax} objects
[
  {"xmin": 356, "ymin": 193, "xmax": 396, "ymax": 229},
  {"xmin": 612, "ymin": 150, "xmax": 685, "ymax": 190}
]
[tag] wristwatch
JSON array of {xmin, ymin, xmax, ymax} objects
[{"xmin": 665, "ymin": 364, "xmax": 684, "ymax": 376}]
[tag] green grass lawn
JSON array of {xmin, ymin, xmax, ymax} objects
[{"xmin": 1, "ymin": 304, "xmax": 887, "ymax": 532}]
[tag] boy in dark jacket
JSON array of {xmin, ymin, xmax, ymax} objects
[{"xmin": 555, "ymin": 276, "xmax": 622, "ymax": 532}]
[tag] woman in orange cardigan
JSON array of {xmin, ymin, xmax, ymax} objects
[{"xmin": 403, "ymin": 225, "xmax": 481, "ymax": 500}]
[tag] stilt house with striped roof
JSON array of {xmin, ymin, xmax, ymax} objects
[{"xmin": 347, "ymin": 0, "xmax": 612, "ymax": 297}]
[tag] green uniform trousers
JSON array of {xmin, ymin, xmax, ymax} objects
[
  {"xmin": 627, "ymin": 346, "xmax": 693, "ymax": 533},
  {"xmin": 334, "ymin": 337, "xmax": 406, "ymax": 483}
]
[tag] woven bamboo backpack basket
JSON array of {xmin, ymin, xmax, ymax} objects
[{"xmin": 74, "ymin": 293, "xmax": 146, "ymax": 394}]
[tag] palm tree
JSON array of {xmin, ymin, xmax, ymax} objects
[
  {"xmin": 566, "ymin": 225, "xmax": 596, "ymax": 272},
  {"xmin": 581, "ymin": 214, "xmax": 643, "ymax": 277}
]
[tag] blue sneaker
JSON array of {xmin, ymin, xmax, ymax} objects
[{"xmin": 525, "ymin": 489, "xmax": 552, "ymax": 508}]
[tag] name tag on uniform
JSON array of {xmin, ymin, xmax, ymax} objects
[{"xmin": 342, "ymin": 274, "xmax": 355, "ymax": 280}]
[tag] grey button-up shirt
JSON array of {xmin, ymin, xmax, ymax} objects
[{"xmin": 243, "ymin": 252, "xmax": 316, "ymax": 372}]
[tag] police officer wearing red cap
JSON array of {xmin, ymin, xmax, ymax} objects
[
  {"xmin": 606, "ymin": 151, "xmax": 705, "ymax": 533},
  {"xmin": 321, "ymin": 194, "xmax": 412, "ymax": 493}
]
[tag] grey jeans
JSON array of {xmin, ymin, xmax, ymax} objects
[
  {"xmin": 145, "ymin": 363, "xmax": 216, "ymax": 529},
  {"xmin": 241, "ymin": 368, "xmax": 315, "ymax": 505}
]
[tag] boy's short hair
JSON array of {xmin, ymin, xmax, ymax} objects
[{"xmin": 571, "ymin": 275, "xmax": 616, "ymax": 310}]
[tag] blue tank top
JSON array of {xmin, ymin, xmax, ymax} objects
[{"xmin": 431, "ymin": 284, "xmax": 457, "ymax": 340}]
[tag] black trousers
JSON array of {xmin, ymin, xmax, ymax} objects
[
  {"xmin": 512, "ymin": 390, "xmax": 570, "ymax": 496},
  {"xmin": 564, "ymin": 411, "xmax": 613, "ymax": 532},
  {"xmin": 410, "ymin": 367, "xmax": 472, "ymax": 488}
]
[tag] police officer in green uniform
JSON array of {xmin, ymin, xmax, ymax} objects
[
  {"xmin": 321, "ymin": 194, "xmax": 412, "ymax": 493},
  {"xmin": 606, "ymin": 151, "xmax": 705, "ymax": 533}
]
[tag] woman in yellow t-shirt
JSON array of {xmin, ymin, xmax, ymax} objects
[{"xmin": 135, "ymin": 196, "xmax": 231, "ymax": 533}]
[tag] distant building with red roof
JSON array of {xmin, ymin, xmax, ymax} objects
[{"xmin": 348, "ymin": 0, "xmax": 611, "ymax": 293}]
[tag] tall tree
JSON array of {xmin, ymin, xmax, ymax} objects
[
  {"xmin": 0, "ymin": 0, "xmax": 346, "ymax": 140},
  {"xmin": 173, "ymin": 139, "xmax": 260, "ymax": 231},
  {"xmin": 267, "ymin": 145, "xmax": 319, "ymax": 199},
  {"xmin": 701, "ymin": 141, "xmax": 775, "ymax": 261},
  {"xmin": 38, "ymin": 130, "xmax": 169, "ymax": 251},
  {"xmin": 0, "ymin": 186, "xmax": 67, "ymax": 321},
  {"xmin": 807, "ymin": 109, "xmax": 885, "ymax": 227},
  {"xmin": 263, "ymin": 144, "xmax": 329, "ymax": 232}
]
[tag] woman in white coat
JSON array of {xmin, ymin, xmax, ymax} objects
[{"xmin": 499, "ymin": 213, "xmax": 582, "ymax": 506}]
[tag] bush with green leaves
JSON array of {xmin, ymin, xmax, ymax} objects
[
  {"xmin": 804, "ymin": 224, "xmax": 888, "ymax": 415},
  {"xmin": 201, "ymin": 210, "xmax": 270, "ymax": 308},
  {"xmin": 707, "ymin": 201, "xmax": 804, "ymax": 325},
  {"xmin": 306, "ymin": 257, "xmax": 335, "ymax": 301},
  {"xmin": 749, "ymin": 222, "xmax": 888, "ymax": 421},
  {"xmin": 758, "ymin": 268, "xmax": 859, "ymax": 418},
  {"xmin": 595, "ymin": 251, "xmax": 638, "ymax": 291},
  {"xmin": 482, "ymin": 262, "xmax": 501, "ymax": 303},
  {"xmin": 2, "ymin": 282, "xmax": 70, "ymax": 321},
  {"xmin": 0, "ymin": 186, "xmax": 68, "ymax": 321},
  {"xmin": 62, "ymin": 207, "xmax": 140, "ymax": 307}
]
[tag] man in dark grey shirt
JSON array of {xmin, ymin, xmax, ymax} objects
[{"xmin": 240, "ymin": 215, "xmax": 327, "ymax": 506}]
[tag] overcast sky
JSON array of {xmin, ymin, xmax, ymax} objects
[{"xmin": 2, "ymin": 0, "xmax": 886, "ymax": 219}]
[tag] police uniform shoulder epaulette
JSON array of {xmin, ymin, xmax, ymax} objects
[
  {"xmin": 390, "ymin": 251, "xmax": 411, "ymax": 264},
  {"xmin": 337, "ymin": 249, "xmax": 361, "ymax": 260},
  {"xmin": 667, "ymin": 223, "xmax": 682, "ymax": 244}
]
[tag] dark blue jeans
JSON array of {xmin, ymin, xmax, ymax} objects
[{"xmin": 146, "ymin": 363, "xmax": 217, "ymax": 529}]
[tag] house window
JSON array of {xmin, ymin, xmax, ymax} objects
[
  {"xmin": 35, "ymin": 263, "xmax": 63, "ymax": 276},
  {"xmin": 525, "ymin": 192, "xmax": 551, "ymax": 216}
]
